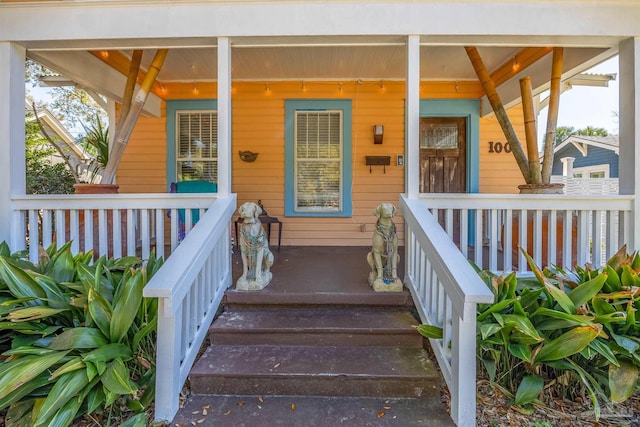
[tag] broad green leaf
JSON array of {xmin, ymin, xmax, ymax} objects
[
  {"xmin": 47, "ymin": 327, "xmax": 108, "ymax": 350},
  {"xmin": 5, "ymin": 399, "xmax": 35, "ymax": 427},
  {"xmin": 481, "ymin": 358, "xmax": 497, "ymax": 383},
  {"xmin": 82, "ymin": 343, "xmax": 132, "ymax": 363},
  {"xmin": 87, "ymin": 286, "xmax": 112, "ymax": 339},
  {"xmin": 416, "ymin": 324, "xmax": 443, "ymax": 339},
  {"xmin": 110, "ymin": 270, "xmax": 145, "ymax": 343},
  {"xmin": 588, "ymin": 338, "xmax": 619, "ymax": 367},
  {"xmin": 604, "ymin": 265, "xmax": 622, "ymax": 292},
  {"xmin": 132, "ymin": 319, "xmax": 157, "ymax": 351},
  {"xmin": 0, "ymin": 257, "xmax": 46, "ymax": 304},
  {"xmin": 2, "ymin": 347, "xmax": 57, "ymax": 357},
  {"xmin": 508, "ymin": 343, "xmax": 532, "ymax": 363},
  {"xmin": 34, "ymin": 369, "xmax": 89, "ymax": 427},
  {"xmin": 610, "ymin": 332, "xmax": 640, "ymax": 354},
  {"xmin": 119, "ymin": 413, "xmax": 147, "ymax": 427},
  {"xmin": 502, "ymin": 314, "xmax": 543, "ymax": 342},
  {"xmin": 49, "ymin": 357, "xmax": 85, "ymax": 380},
  {"xmin": 621, "ymin": 265, "xmax": 640, "ymax": 288},
  {"xmin": 477, "ymin": 298, "xmax": 516, "ymax": 322},
  {"xmin": 567, "ymin": 272, "xmax": 607, "ymax": 307},
  {"xmin": 85, "ymin": 361, "xmax": 98, "ymax": 382},
  {"xmin": 544, "ymin": 282, "xmax": 576, "ymax": 314},
  {"xmin": 632, "ymin": 252, "xmax": 640, "ymax": 269},
  {"xmin": 29, "ymin": 273, "xmax": 68, "ymax": 309},
  {"xmin": 101, "ymin": 358, "xmax": 137, "ymax": 395},
  {"xmin": 0, "ymin": 351, "xmax": 68, "ymax": 400},
  {"xmin": 533, "ymin": 307, "xmax": 593, "ymax": 324},
  {"xmin": 592, "ymin": 297, "xmax": 616, "ymax": 316},
  {"xmin": 609, "ymin": 360, "xmax": 638, "ymax": 403},
  {"xmin": 0, "ymin": 372, "xmax": 49, "ymax": 410},
  {"xmin": 0, "ymin": 241, "xmax": 10, "ymax": 257},
  {"xmin": 42, "ymin": 393, "xmax": 83, "ymax": 427},
  {"xmin": 7, "ymin": 307, "xmax": 68, "ymax": 322},
  {"xmin": 534, "ymin": 325, "xmax": 601, "ymax": 363},
  {"xmin": 45, "ymin": 245, "xmax": 76, "ymax": 284},
  {"xmin": 480, "ymin": 323, "xmax": 502, "ymax": 340},
  {"xmin": 86, "ymin": 384, "xmax": 105, "ymax": 413},
  {"xmin": 514, "ymin": 375, "xmax": 544, "ymax": 405}
]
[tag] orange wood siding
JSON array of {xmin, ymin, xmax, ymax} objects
[
  {"xmin": 119, "ymin": 80, "xmax": 527, "ymax": 245},
  {"xmin": 478, "ymin": 105, "xmax": 528, "ymax": 193}
]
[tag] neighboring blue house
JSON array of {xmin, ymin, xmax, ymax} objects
[{"xmin": 551, "ymin": 135, "xmax": 619, "ymax": 179}]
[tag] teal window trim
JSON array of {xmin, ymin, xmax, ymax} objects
[
  {"xmin": 420, "ymin": 99, "xmax": 480, "ymax": 245},
  {"xmin": 285, "ymin": 99, "xmax": 353, "ymax": 217},
  {"xmin": 166, "ymin": 99, "xmax": 218, "ymax": 190}
]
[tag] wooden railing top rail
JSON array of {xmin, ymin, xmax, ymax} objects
[
  {"xmin": 418, "ymin": 193, "xmax": 634, "ymax": 211},
  {"xmin": 11, "ymin": 193, "xmax": 217, "ymax": 210},
  {"xmin": 401, "ymin": 195, "xmax": 493, "ymax": 309},
  {"xmin": 144, "ymin": 194, "xmax": 236, "ymax": 313}
]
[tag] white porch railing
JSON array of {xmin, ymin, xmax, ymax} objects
[
  {"xmin": 551, "ymin": 176, "xmax": 619, "ymax": 195},
  {"xmin": 10, "ymin": 193, "xmax": 218, "ymax": 262},
  {"xmin": 419, "ymin": 193, "xmax": 634, "ymax": 272},
  {"xmin": 143, "ymin": 194, "xmax": 236, "ymax": 422},
  {"xmin": 400, "ymin": 195, "xmax": 494, "ymax": 427}
]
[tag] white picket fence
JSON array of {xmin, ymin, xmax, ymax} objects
[
  {"xmin": 10, "ymin": 193, "xmax": 219, "ymax": 262},
  {"xmin": 400, "ymin": 195, "xmax": 494, "ymax": 427},
  {"xmin": 418, "ymin": 193, "xmax": 633, "ymax": 272},
  {"xmin": 144, "ymin": 194, "xmax": 236, "ymax": 422}
]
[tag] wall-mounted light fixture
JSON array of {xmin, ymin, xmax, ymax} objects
[{"xmin": 373, "ymin": 125, "xmax": 384, "ymax": 144}]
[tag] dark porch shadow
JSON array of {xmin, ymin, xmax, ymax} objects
[{"xmin": 225, "ymin": 246, "xmax": 413, "ymax": 307}]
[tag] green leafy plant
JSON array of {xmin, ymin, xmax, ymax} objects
[
  {"xmin": 0, "ymin": 241, "xmax": 162, "ymax": 426},
  {"xmin": 418, "ymin": 246, "xmax": 640, "ymax": 419}
]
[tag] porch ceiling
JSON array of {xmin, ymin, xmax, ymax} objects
[{"xmin": 27, "ymin": 40, "xmax": 615, "ymax": 116}]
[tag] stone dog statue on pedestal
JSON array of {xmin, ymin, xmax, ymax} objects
[
  {"xmin": 236, "ymin": 202, "xmax": 274, "ymax": 291},
  {"xmin": 367, "ymin": 202, "xmax": 403, "ymax": 292}
]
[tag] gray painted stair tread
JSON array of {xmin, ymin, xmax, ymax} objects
[
  {"xmin": 191, "ymin": 345, "xmax": 437, "ymax": 378},
  {"xmin": 212, "ymin": 307, "xmax": 420, "ymax": 332}
]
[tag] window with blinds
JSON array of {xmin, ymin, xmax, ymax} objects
[
  {"xmin": 176, "ymin": 110, "xmax": 217, "ymax": 182},
  {"xmin": 294, "ymin": 111, "xmax": 342, "ymax": 212}
]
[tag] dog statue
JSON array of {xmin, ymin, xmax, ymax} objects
[
  {"xmin": 236, "ymin": 202, "xmax": 274, "ymax": 291},
  {"xmin": 367, "ymin": 203, "xmax": 403, "ymax": 292}
]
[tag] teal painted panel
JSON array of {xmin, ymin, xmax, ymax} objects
[
  {"xmin": 166, "ymin": 99, "xmax": 217, "ymax": 189},
  {"xmin": 284, "ymin": 100, "xmax": 352, "ymax": 217}
]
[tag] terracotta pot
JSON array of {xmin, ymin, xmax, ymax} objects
[{"xmin": 73, "ymin": 183, "xmax": 119, "ymax": 194}]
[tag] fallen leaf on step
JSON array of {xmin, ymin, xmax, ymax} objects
[
  {"xmin": 383, "ymin": 405, "xmax": 391, "ymax": 410},
  {"xmin": 237, "ymin": 400, "xmax": 245, "ymax": 406},
  {"xmin": 197, "ymin": 419, "xmax": 205, "ymax": 424},
  {"xmin": 258, "ymin": 396, "xmax": 264, "ymax": 403},
  {"xmin": 273, "ymin": 363, "xmax": 281, "ymax": 369},
  {"xmin": 291, "ymin": 403, "xmax": 296, "ymax": 410},
  {"xmin": 377, "ymin": 411, "xmax": 385, "ymax": 418},
  {"xmin": 191, "ymin": 411, "xmax": 199, "ymax": 414},
  {"xmin": 202, "ymin": 408, "xmax": 208, "ymax": 416},
  {"xmin": 225, "ymin": 410, "xmax": 231, "ymax": 415}
]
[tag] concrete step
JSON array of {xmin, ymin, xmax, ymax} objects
[
  {"xmin": 224, "ymin": 288, "xmax": 415, "ymax": 307},
  {"xmin": 210, "ymin": 307, "xmax": 423, "ymax": 347},
  {"xmin": 190, "ymin": 345, "xmax": 440, "ymax": 398},
  {"xmin": 173, "ymin": 394, "xmax": 455, "ymax": 426}
]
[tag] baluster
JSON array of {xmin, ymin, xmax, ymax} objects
[
  {"xmin": 460, "ymin": 209, "xmax": 468, "ymax": 257},
  {"xmin": 592, "ymin": 210, "xmax": 603, "ymax": 268},
  {"xmin": 503, "ymin": 210, "xmax": 512, "ymax": 271},
  {"xmin": 156, "ymin": 209, "xmax": 165, "ymax": 259},
  {"xmin": 42, "ymin": 209, "xmax": 52, "ymax": 249},
  {"xmin": 563, "ymin": 210, "xmax": 573, "ymax": 271},
  {"xmin": 474, "ymin": 209, "xmax": 483, "ymax": 268},
  {"xmin": 547, "ymin": 210, "xmax": 557, "ymax": 268},
  {"xmin": 489, "ymin": 209, "xmax": 498, "ymax": 271},
  {"xmin": 518, "ymin": 209, "xmax": 527, "ymax": 272},
  {"xmin": 112, "ymin": 209, "xmax": 122, "ymax": 259}
]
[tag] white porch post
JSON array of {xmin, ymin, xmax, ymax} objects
[
  {"xmin": 561, "ymin": 156, "xmax": 575, "ymax": 177},
  {"xmin": 406, "ymin": 35, "xmax": 420, "ymax": 199},
  {"xmin": 0, "ymin": 42, "xmax": 26, "ymax": 249},
  {"xmin": 217, "ymin": 37, "xmax": 232, "ymax": 197},
  {"xmin": 619, "ymin": 37, "xmax": 640, "ymax": 251}
]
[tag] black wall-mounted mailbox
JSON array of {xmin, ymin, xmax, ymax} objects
[{"xmin": 365, "ymin": 156, "xmax": 391, "ymax": 173}]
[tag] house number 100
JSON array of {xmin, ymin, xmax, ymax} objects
[{"xmin": 488, "ymin": 141, "xmax": 512, "ymax": 153}]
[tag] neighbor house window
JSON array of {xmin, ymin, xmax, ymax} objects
[
  {"xmin": 176, "ymin": 110, "xmax": 217, "ymax": 182},
  {"xmin": 285, "ymin": 100, "xmax": 352, "ymax": 217}
]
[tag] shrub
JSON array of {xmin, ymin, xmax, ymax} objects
[
  {"xmin": 419, "ymin": 246, "xmax": 640, "ymax": 419},
  {"xmin": 0, "ymin": 241, "xmax": 162, "ymax": 426}
]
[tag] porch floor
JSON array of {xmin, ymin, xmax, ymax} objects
[{"xmin": 225, "ymin": 246, "xmax": 414, "ymax": 306}]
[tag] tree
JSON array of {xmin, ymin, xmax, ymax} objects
[
  {"xmin": 554, "ymin": 126, "xmax": 575, "ymax": 145},
  {"xmin": 554, "ymin": 126, "xmax": 608, "ymax": 146},
  {"xmin": 25, "ymin": 115, "xmax": 75, "ymax": 194}
]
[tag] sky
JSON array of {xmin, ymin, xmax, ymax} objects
[{"xmin": 537, "ymin": 56, "xmax": 619, "ymax": 139}]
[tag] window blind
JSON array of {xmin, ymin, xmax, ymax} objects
[{"xmin": 176, "ymin": 111, "xmax": 218, "ymax": 182}]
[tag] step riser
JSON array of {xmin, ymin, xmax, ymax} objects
[
  {"xmin": 210, "ymin": 332, "xmax": 423, "ymax": 348},
  {"xmin": 190, "ymin": 375, "xmax": 439, "ymax": 398}
]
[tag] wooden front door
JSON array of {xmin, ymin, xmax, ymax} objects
[{"xmin": 419, "ymin": 117, "xmax": 466, "ymax": 193}]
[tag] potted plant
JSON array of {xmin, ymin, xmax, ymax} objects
[{"xmin": 466, "ymin": 47, "xmax": 577, "ymax": 266}]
